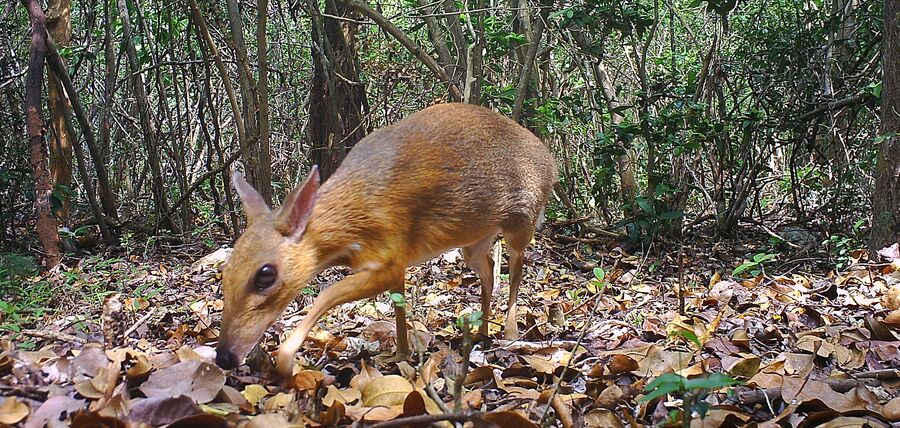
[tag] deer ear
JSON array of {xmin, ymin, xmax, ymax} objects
[
  {"xmin": 275, "ymin": 166, "xmax": 320, "ymax": 239},
  {"xmin": 233, "ymin": 172, "xmax": 271, "ymax": 225}
]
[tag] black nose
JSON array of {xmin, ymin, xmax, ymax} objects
[{"xmin": 216, "ymin": 348, "xmax": 238, "ymax": 370}]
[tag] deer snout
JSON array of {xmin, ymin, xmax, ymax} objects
[{"xmin": 215, "ymin": 346, "xmax": 239, "ymax": 370}]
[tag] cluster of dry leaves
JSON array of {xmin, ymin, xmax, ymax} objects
[{"xmin": 2, "ymin": 238, "xmax": 900, "ymax": 427}]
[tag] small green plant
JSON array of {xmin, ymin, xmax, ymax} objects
[
  {"xmin": 389, "ymin": 292, "xmax": 406, "ymax": 308},
  {"xmin": 455, "ymin": 311, "xmax": 483, "ymax": 331},
  {"xmin": 732, "ymin": 253, "xmax": 776, "ymax": 277},
  {"xmin": 823, "ymin": 219, "xmax": 865, "ymax": 269},
  {"xmin": 640, "ymin": 372, "xmax": 742, "ymax": 427}
]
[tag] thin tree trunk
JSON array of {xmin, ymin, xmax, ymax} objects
[
  {"xmin": 869, "ymin": 0, "xmax": 900, "ymax": 255},
  {"xmin": 46, "ymin": 0, "xmax": 72, "ymax": 221},
  {"xmin": 98, "ymin": 0, "xmax": 119, "ymax": 222},
  {"xmin": 22, "ymin": 0, "xmax": 61, "ymax": 267},
  {"xmin": 256, "ymin": 0, "xmax": 273, "ymax": 201},
  {"xmin": 48, "ymin": 76, "xmax": 113, "ymax": 243},
  {"xmin": 339, "ymin": 0, "xmax": 462, "ymax": 101},
  {"xmin": 116, "ymin": 0, "xmax": 177, "ymax": 232},
  {"xmin": 45, "ymin": 36, "xmax": 119, "ymax": 227},
  {"xmin": 224, "ymin": 0, "xmax": 268, "ymax": 202},
  {"xmin": 308, "ymin": 0, "xmax": 370, "ymax": 181},
  {"xmin": 511, "ymin": 1, "xmax": 545, "ymax": 123}
]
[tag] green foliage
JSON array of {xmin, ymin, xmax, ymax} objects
[
  {"xmin": 389, "ymin": 292, "xmax": 406, "ymax": 308},
  {"xmin": 455, "ymin": 310, "xmax": 483, "ymax": 331},
  {"xmin": 641, "ymin": 372, "xmax": 742, "ymax": 426},
  {"xmin": 0, "ymin": 253, "xmax": 50, "ymax": 337},
  {"xmin": 732, "ymin": 253, "xmax": 776, "ymax": 277}
]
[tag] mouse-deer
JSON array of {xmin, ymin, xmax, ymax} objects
[{"xmin": 215, "ymin": 103, "xmax": 557, "ymax": 378}]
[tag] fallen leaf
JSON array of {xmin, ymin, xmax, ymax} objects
[
  {"xmin": 583, "ymin": 409, "xmax": 625, "ymax": 428},
  {"xmin": 481, "ymin": 410, "xmax": 538, "ymax": 428},
  {"xmin": 292, "ymin": 369, "xmax": 325, "ymax": 392},
  {"xmin": 245, "ymin": 413, "xmax": 304, "ymax": 428},
  {"xmin": 323, "ymin": 385, "xmax": 362, "ymax": 406},
  {"xmin": 607, "ymin": 354, "xmax": 639, "ymax": 374},
  {"xmin": 264, "ymin": 392, "xmax": 296, "ymax": 411},
  {"xmin": 242, "ymin": 384, "xmax": 270, "ymax": 407},
  {"xmin": 70, "ymin": 411, "xmax": 127, "ymax": 428},
  {"xmin": 350, "ymin": 360, "xmax": 383, "ymax": 391},
  {"xmin": 139, "ymin": 360, "xmax": 225, "ymax": 403},
  {"xmin": 594, "ymin": 384, "xmax": 623, "ymax": 409},
  {"xmin": 361, "ymin": 375, "xmax": 414, "ymax": 407},
  {"xmin": 25, "ymin": 396, "xmax": 84, "ymax": 428},
  {"xmin": 0, "ymin": 397, "xmax": 29, "ymax": 424},
  {"xmin": 884, "ymin": 396, "xmax": 900, "ymax": 421},
  {"xmin": 129, "ymin": 395, "xmax": 203, "ymax": 426}
]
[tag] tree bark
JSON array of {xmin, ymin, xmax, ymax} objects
[
  {"xmin": 45, "ymin": 36, "xmax": 119, "ymax": 227},
  {"xmin": 511, "ymin": 2, "xmax": 545, "ymax": 123},
  {"xmin": 869, "ymin": 0, "xmax": 900, "ymax": 255},
  {"xmin": 22, "ymin": 0, "xmax": 61, "ymax": 267},
  {"xmin": 308, "ymin": 0, "xmax": 370, "ymax": 181},
  {"xmin": 46, "ymin": 0, "xmax": 72, "ymax": 221},
  {"xmin": 339, "ymin": 0, "xmax": 462, "ymax": 101},
  {"xmin": 256, "ymin": 0, "xmax": 273, "ymax": 201}
]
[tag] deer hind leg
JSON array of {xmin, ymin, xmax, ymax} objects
[
  {"xmin": 502, "ymin": 220, "xmax": 536, "ymax": 340},
  {"xmin": 462, "ymin": 232, "xmax": 498, "ymax": 336}
]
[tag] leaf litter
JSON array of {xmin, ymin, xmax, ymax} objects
[{"xmin": 1, "ymin": 230, "xmax": 899, "ymax": 426}]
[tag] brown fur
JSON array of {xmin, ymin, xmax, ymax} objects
[{"xmin": 217, "ymin": 103, "xmax": 557, "ymax": 379}]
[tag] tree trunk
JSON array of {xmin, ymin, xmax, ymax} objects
[
  {"xmin": 256, "ymin": 0, "xmax": 273, "ymax": 201},
  {"xmin": 308, "ymin": 0, "xmax": 370, "ymax": 181},
  {"xmin": 869, "ymin": 0, "xmax": 900, "ymax": 255},
  {"xmin": 46, "ymin": 0, "xmax": 72, "ymax": 221},
  {"xmin": 22, "ymin": 0, "xmax": 61, "ymax": 267},
  {"xmin": 511, "ymin": 0, "xmax": 546, "ymax": 123},
  {"xmin": 116, "ymin": 0, "xmax": 177, "ymax": 232}
]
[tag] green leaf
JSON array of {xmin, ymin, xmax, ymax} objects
[
  {"xmin": 593, "ymin": 267, "xmax": 605, "ymax": 281},
  {"xmin": 732, "ymin": 261, "xmax": 756, "ymax": 277},
  {"xmin": 640, "ymin": 373, "xmax": 685, "ymax": 402},
  {"xmin": 683, "ymin": 373, "xmax": 742, "ymax": 391},
  {"xmin": 636, "ymin": 196, "xmax": 655, "ymax": 215},
  {"xmin": 678, "ymin": 330, "xmax": 702, "ymax": 350},
  {"xmin": 752, "ymin": 253, "xmax": 775, "ymax": 263},
  {"xmin": 389, "ymin": 292, "xmax": 406, "ymax": 308},
  {"xmin": 659, "ymin": 211, "xmax": 685, "ymax": 220}
]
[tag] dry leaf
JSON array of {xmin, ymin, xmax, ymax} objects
[
  {"xmin": 139, "ymin": 360, "xmax": 225, "ymax": 403},
  {"xmin": 884, "ymin": 396, "xmax": 900, "ymax": 421},
  {"xmin": 481, "ymin": 410, "xmax": 538, "ymax": 428},
  {"xmin": 24, "ymin": 396, "xmax": 84, "ymax": 428},
  {"xmin": 361, "ymin": 375, "xmax": 414, "ymax": 407},
  {"xmin": 0, "ymin": 397, "xmax": 29, "ymax": 425},
  {"xmin": 242, "ymin": 384, "xmax": 270, "ymax": 407},
  {"xmin": 322, "ymin": 385, "xmax": 362, "ymax": 406},
  {"xmin": 129, "ymin": 395, "xmax": 202, "ymax": 426},
  {"xmin": 583, "ymin": 409, "xmax": 625, "ymax": 428}
]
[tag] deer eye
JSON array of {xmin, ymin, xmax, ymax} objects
[{"xmin": 254, "ymin": 264, "xmax": 278, "ymax": 290}]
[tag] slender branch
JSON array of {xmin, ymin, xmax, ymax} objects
[
  {"xmin": 337, "ymin": 0, "xmax": 463, "ymax": 101},
  {"xmin": 512, "ymin": 8, "xmax": 545, "ymax": 122},
  {"xmin": 367, "ymin": 411, "xmax": 485, "ymax": 428}
]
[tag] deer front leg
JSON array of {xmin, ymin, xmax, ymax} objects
[{"xmin": 277, "ymin": 263, "xmax": 405, "ymax": 379}]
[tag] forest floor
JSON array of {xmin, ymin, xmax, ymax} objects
[{"xmin": 1, "ymin": 222, "xmax": 899, "ymax": 427}]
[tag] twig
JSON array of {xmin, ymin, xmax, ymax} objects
[
  {"xmin": 367, "ymin": 411, "xmax": 485, "ymax": 428},
  {"xmin": 20, "ymin": 329, "xmax": 87, "ymax": 345},
  {"xmin": 735, "ymin": 378, "xmax": 878, "ymax": 406},
  {"xmin": 538, "ymin": 245, "xmax": 653, "ymax": 426},
  {"xmin": 123, "ymin": 307, "xmax": 156, "ymax": 338}
]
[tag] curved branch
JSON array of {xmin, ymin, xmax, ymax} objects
[{"xmin": 338, "ymin": 0, "xmax": 463, "ymax": 101}]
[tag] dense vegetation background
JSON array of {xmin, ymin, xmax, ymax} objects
[{"xmin": 0, "ymin": 0, "xmax": 892, "ymax": 262}]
